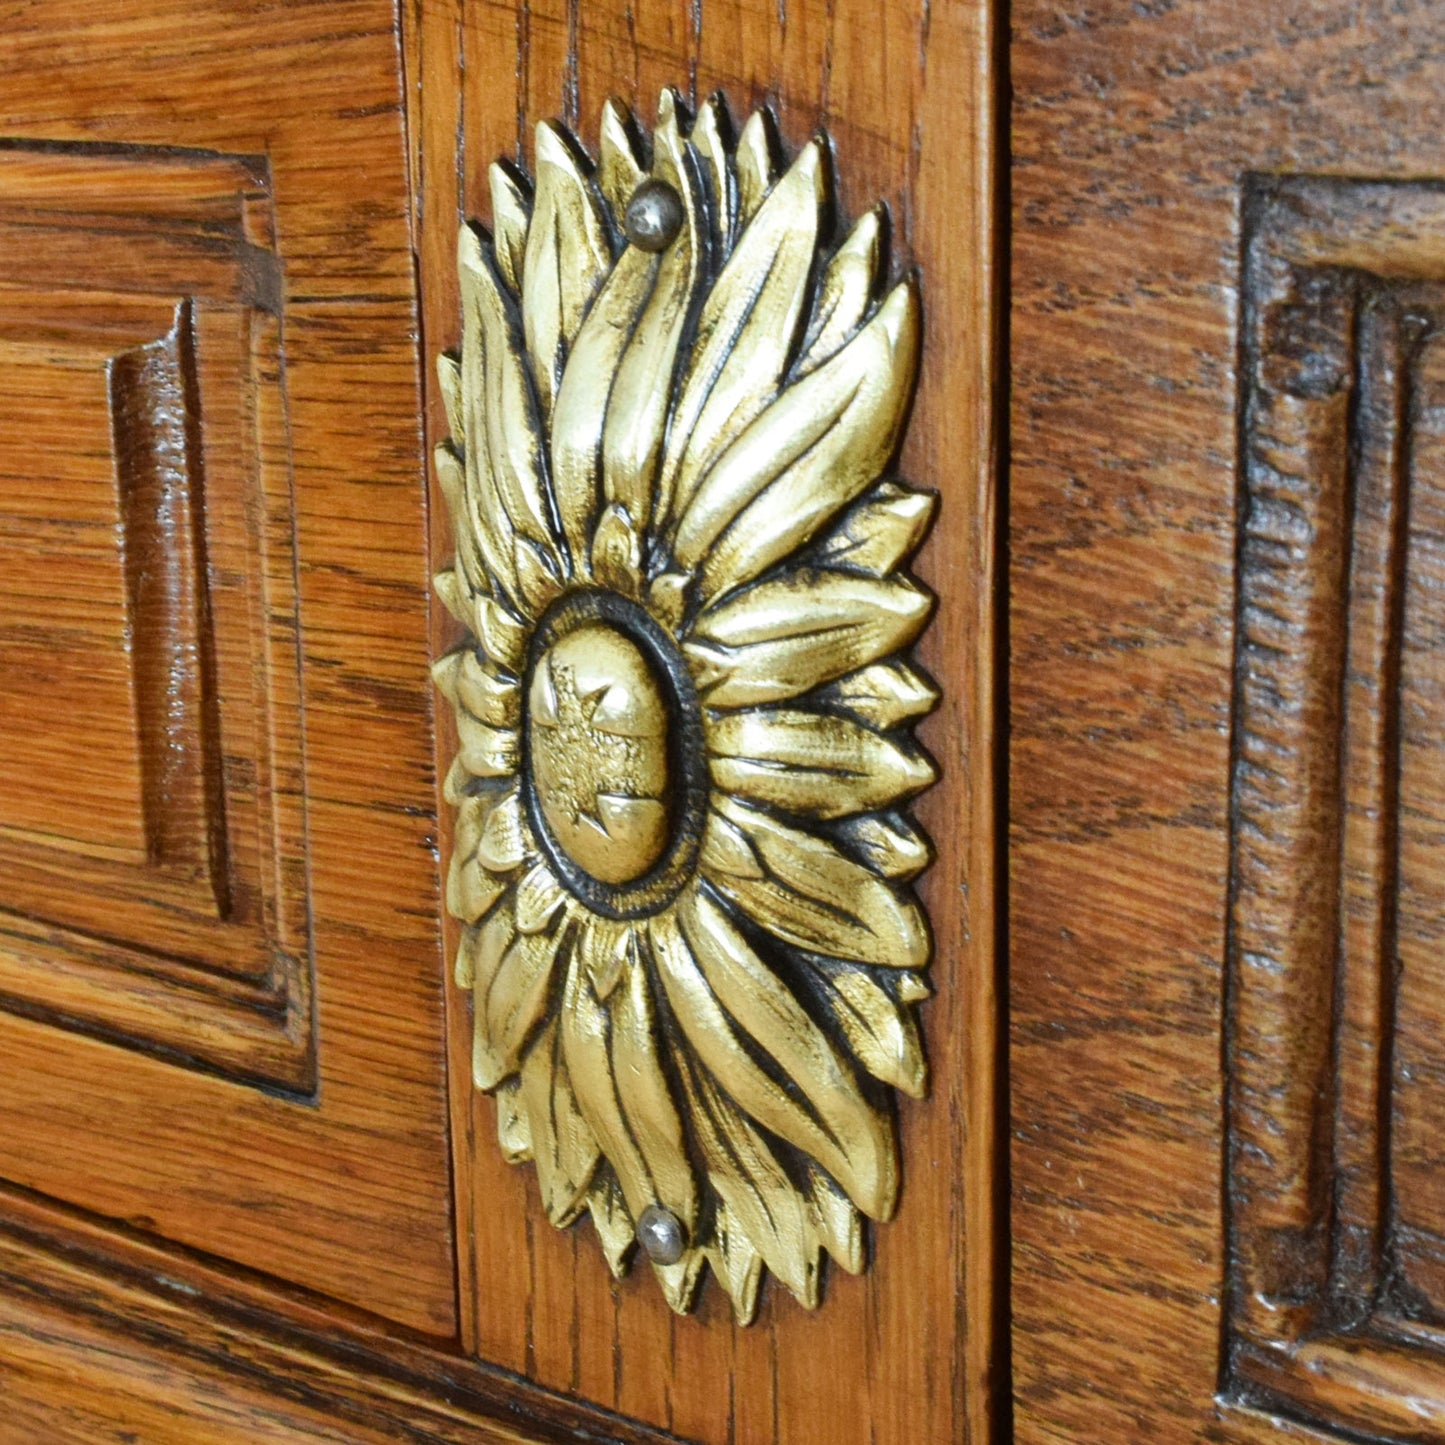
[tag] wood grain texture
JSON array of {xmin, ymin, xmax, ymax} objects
[
  {"xmin": 0, "ymin": 152, "xmax": 313, "ymax": 1089},
  {"xmin": 0, "ymin": 0, "xmax": 455, "ymax": 1335},
  {"xmin": 1011, "ymin": 1, "xmax": 1445, "ymax": 1441},
  {"xmin": 405, "ymin": 0, "xmax": 1002, "ymax": 1439},
  {"xmin": 0, "ymin": 1185, "xmax": 679, "ymax": 1445},
  {"xmin": 1223, "ymin": 176, "xmax": 1445, "ymax": 1444}
]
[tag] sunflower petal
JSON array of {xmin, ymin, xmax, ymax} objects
[
  {"xmin": 434, "ymin": 442, "xmax": 491, "ymax": 598},
  {"xmin": 475, "ymin": 595, "xmax": 529, "ymax": 673},
  {"xmin": 561, "ymin": 953, "xmax": 698, "ymax": 1233},
  {"xmin": 587, "ymin": 1174, "xmax": 635, "ymax": 1277},
  {"xmin": 705, "ymin": 1203, "xmax": 765, "ymax": 1325},
  {"xmin": 692, "ymin": 94, "xmax": 734, "ymax": 247},
  {"xmin": 448, "ymin": 792, "xmax": 513, "ymax": 925},
  {"xmin": 600, "ymin": 95, "xmax": 703, "ymax": 534},
  {"xmin": 708, "ymin": 709, "xmax": 936, "ymax": 819},
  {"xmin": 610, "ymin": 951, "xmax": 699, "ymax": 1226},
  {"xmin": 658, "ymin": 138, "xmax": 825, "ymax": 533},
  {"xmin": 489, "ymin": 161, "xmax": 531, "ymax": 295},
  {"xmin": 812, "ymin": 481, "xmax": 937, "ymax": 575},
  {"xmin": 675, "ymin": 280, "xmax": 921, "ymax": 602},
  {"xmin": 821, "ymin": 661, "xmax": 939, "ymax": 730},
  {"xmin": 579, "ymin": 911, "xmax": 633, "ymax": 1001},
  {"xmin": 734, "ymin": 108, "xmax": 778, "ymax": 227},
  {"xmin": 798, "ymin": 208, "xmax": 883, "ymax": 375},
  {"xmin": 550, "ymin": 246, "xmax": 656, "ymax": 569},
  {"xmin": 513, "ymin": 860, "xmax": 566, "ymax": 933},
  {"xmin": 469, "ymin": 905, "xmax": 515, "ymax": 1086},
  {"xmin": 589, "ymin": 502, "xmax": 643, "ymax": 597},
  {"xmin": 512, "ymin": 535, "xmax": 565, "ymax": 615},
  {"xmin": 523, "ymin": 121, "xmax": 612, "ymax": 418},
  {"xmin": 451, "ymin": 792, "xmax": 501, "ymax": 924},
  {"xmin": 433, "ymin": 567, "xmax": 474, "ymax": 631},
  {"xmin": 598, "ymin": 98, "xmax": 646, "ymax": 224},
  {"xmin": 456, "ymin": 711, "xmax": 519, "ymax": 779},
  {"xmin": 656, "ymin": 895, "xmax": 898, "ymax": 1219},
  {"xmin": 652, "ymin": 1250, "xmax": 706, "ymax": 1315},
  {"xmin": 808, "ymin": 1168, "xmax": 864, "ymax": 1274},
  {"xmin": 698, "ymin": 807, "xmax": 764, "ymax": 879},
  {"xmin": 807, "ymin": 957, "xmax": 927, "ymax": 1098},
  {"xmin": 450, "ymin": 858, "xmax": 508, "ymax": 932},
  {"xmin": 460, "ymin": 224, "xmax": 565, "ymax": 585},
  {"xmin": 456, "ymin": 228, "xmax": 526, "ymax": 604},
  {"xmin": 687, "ymin": 571, "xmax": 932, "ymax": 709},
  {"xmin": 680, "ymin": 1053, "xmax": 821, "ymax": 1305},
  {"xmin": 459, "ymin": 649, "xmax": 522, "ymax": 726},
  {"xmin": 838, "ymin": 812, "xmax": 934, "ymax": 880},
  {"xmin": 475, "ymin": 922, "xmax": 568, "ymax": 1090},
  {"xmin": 898, "ymin": 972, "xmax": 931, "ymax": 1003},
  {"xmin": 477, "ymin": 786, "xmax": 527, "ymax": 871},
  {"xmin": 431, "ymin": 646, "xmax": 464, "ymax": 704},
  {"xmin": 437, "ymin": 352, "xmax": 464, "ymax": 439},
  {"xmin": 648, "ymin": 570, "xmax": 690, "ymax": 632},
  {"xmin": 435, "ymin": 647, "xmax": 522, "ymax": 729},
  {"xmin": 442, "ymin": 755, "xmax": 471, "ymax": 808},
  {"xmin": 706, "ymin": 799, "xmax": 931, "ymax": 969},
  {"xmin": 453, "ymin": 933, "xmax": 476, "ymax": 990},
  {"xmin": 495, "ymin": 1078, "xmax": 532, "ymax": 1161},
  {"xmin": 518, "ymin": 1016, "xmax": 600, "ymax": 1225}
]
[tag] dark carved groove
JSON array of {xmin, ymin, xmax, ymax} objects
[{"xmin": 1225, "ymin": 173, "xmax": 1445, "ymax": 1443}]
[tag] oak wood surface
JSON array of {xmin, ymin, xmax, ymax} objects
[
  {"xmin": 1010, "ymin": 1, "xmax": 1445, "ymax": 1441},
  {"xmin": 0, "ymin": 1185, "xmax": 677, "ymax": 1445},
  {"xmin": 0, "ymin": 0, "xmax": 455, "ymax": 1335},
  {"xmin": 405, "ymin": 0, "xmax": 1003, "ymax": 1440}
]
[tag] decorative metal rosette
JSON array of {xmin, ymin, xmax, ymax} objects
[{"xmin": 432, "ymin": 89, "xmax": 938, "ymax": 1321}]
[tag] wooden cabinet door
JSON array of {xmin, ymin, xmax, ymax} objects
[
  {"xmin": 1011, "ymin": 2, "xmax": 1445, "ymax": 1442},
  {"xmin": 0, "ymin": 0, "xmax": 455, "ymax": 1336}
]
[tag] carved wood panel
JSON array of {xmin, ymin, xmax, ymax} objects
[
  {"xmin": 0, "ymin": 0, "xmax": 456, "ymax": 1337},
  {"xmin": 1011, "ymin": 3, "xmax": 1445, "ymax": 1441},
  {"xmin": 0, "ymin": 148, "xmax": 310, "ymax": 1090},
  {"xmin": 1226, "ymin": 174, "xmax": 1445, "ymax": 1440}
]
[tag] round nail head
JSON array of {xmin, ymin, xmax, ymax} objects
[
  {"xmin": 624, "ymin": 179, "xmax": 684, "ymax": 252},
  {"xmin": 637, "ymin": 1205, "xmax": 686, "ymax": 1265}
]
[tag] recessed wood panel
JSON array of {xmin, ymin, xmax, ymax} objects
[
  {"xmin": 0, "ymin": 331, "xmax": 154, "ymax": 858},
  {"xmin": 0, "ymin": 155, "xmax": 310, "ymax": 1092},
  {"xmin": 1224, "ymin": 177, "xmax": 1445, "ymax": 1443},
  {"xmin": 1394, "ymin": 332, "xmax": 1445, "ymax": 1319}
]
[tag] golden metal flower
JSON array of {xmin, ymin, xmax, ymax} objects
[{"xmin": 432, "ymin": 90, "xmax": 938, "ymax": 1321}]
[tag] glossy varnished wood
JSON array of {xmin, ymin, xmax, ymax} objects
[
  {"xmin": 0, "ymin": 151, "xmax": 313, "ymax": 1089},
  {"xmin": 0, "ymin": 1186, "xmax": 676, "ymax": 1445},
  {"xmin": 1011, "ymin": 2, "xmax": 1445, "ymax": 1441},
  {"xmin": 405, "ymin": 0, "xmax": 1003, "ymax": 1440},
  {"xmin": 0, "ymin": 0, "xmax": 454, "ymax": 1335}
]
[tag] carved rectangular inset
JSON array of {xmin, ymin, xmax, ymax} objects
[
  {"xmin": 111, "ymin": 300, "xmax": 228, "ymax": 907},
  {"xmin": 0, "ymin": 149, "xmax": 311, "ymax": 1092},
  {"xmin": 1227, "ymin": 175, "xmax": 1445, "ymax": 1440}
]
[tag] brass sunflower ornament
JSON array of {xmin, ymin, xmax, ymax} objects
[{"xmin": 432, "ymin": 89, "xmax": 939, "ymax": 1322}]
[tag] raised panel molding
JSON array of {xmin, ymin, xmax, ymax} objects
[
  {"xmin": 1226, "ymin": 174, "xmax": 1445, "ymax": 1439},
  {"xmin": 0, "ymin": 146, "xmax": 312, "ymax": 1092}
]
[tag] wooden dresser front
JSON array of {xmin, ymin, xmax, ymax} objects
[{"xmin": 3, "ymin": 2, "xmax": 1444, "ymax": 1444}]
